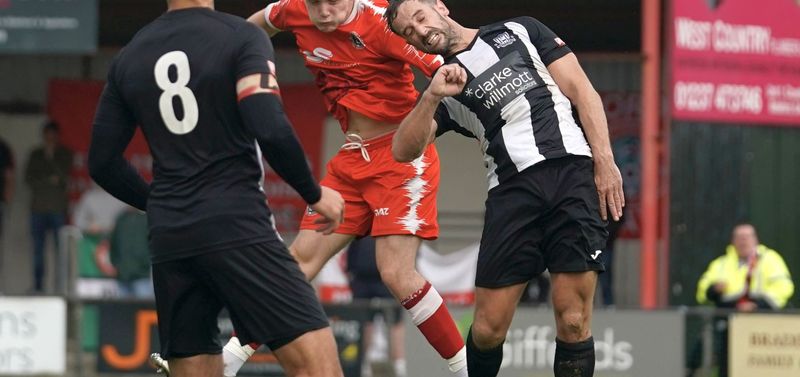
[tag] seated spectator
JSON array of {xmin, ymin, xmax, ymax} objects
[
  {"xmin": 73, "ymin": 183, "xmax": 128, "ymax": 278},
  {"xmin": 691, "ymin": 223, "xmax": 794, "ymax": 377},
  {"xmin": 73, "ymin": 183, "xmax": 128, "ymax": 236},
  {"xmin": 697, "ymin": 223, "xmax": 793, "ymax": 310},
  {"xmin": 109, "ymin": 207, "xmax": 153, "ymax": 298}
]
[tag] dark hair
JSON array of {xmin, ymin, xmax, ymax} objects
[
  {"xmin": 385, "ymin": 0, "xmax": 436, "ymax": 35},
  {"xmin": 42, "ymin": 120, "xmax": 60, "ymax": 134}
]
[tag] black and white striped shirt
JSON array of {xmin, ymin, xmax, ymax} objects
[{"xmin": 433, "ymin": 17, "xmax": 592, "ymax": 190}]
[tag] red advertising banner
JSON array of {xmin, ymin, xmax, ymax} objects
[
  {"xmin": 47, "ymin": 80, "xmax": 327, "ymax": 233},
  {"xmin": 48, "ymin": 79, "xmax": 152, "ymax": 208},
  {"xmin": 670, "ymin": 0, "xmax": 800, "ymax": 126}
]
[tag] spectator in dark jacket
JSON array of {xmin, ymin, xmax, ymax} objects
[{"xmin": 24, "ymin": 121, "xmax": 73, "ymax": 293}]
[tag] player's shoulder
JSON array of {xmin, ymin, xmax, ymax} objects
[
  {"xmin": 126, "ymin": 9, "xmax": 251, "ymax": 52},
  {"xmin": 358, "ymin": 0, "xmax": 390, "ymax": 14},
  {"xmin": 502, "ymin": 16, "xmax": 539, "ymax": 27},
  {"xmin": 266, "ymin": 0, "xmax": 309, "ymax": 26},
  {"xmin": 354, "ymin": 0, "xmax": 390, "ymax": 27},
  {"xmin": 348, "ymin": 0, "xmax": 395, "ymax": 43},
  {"xmin": 481, "ymin": 16, "xmax": 532, "ymax": 31}
]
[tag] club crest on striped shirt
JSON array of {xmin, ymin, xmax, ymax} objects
[{"xmin": 493, "ymin": 32, "xmax": 516, "ymax": 48}]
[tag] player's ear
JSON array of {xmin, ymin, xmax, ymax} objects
[{"xmin": 434, "ymin": 0, "xmax": 449, "ymax": 17}]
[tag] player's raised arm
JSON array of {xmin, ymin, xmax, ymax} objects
[
  {"xmin": 247, "ymin": 8, "xmax": 281, "ymax": 37},
  {"xmin": 88, "ymin": 63, "xmax": 149, "ymax": 211},
  {"xmin": 392, "ymin": 64, "xmax": 466, "ymax": 162}
]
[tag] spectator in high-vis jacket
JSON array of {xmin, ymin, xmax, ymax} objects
[
  {"xmin": 697, "ymin": 223, "xmax": 793, "ymax": 310},
  {"xmin": 692, "ymin": 223, "xmax": 794, "ymax": 377}
]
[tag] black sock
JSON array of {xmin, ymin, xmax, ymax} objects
[
  {"xmin": 554, "ymin": 337, "xmax": 595, "ymax": 377},
  {"xmin": 466, "ymin": 327, "xmax": 504, "ymax": 377}
]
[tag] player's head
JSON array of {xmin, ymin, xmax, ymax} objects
[
  {"xmin": 385, "ymin": 0, "xmax": 457, "ymax": 56},
  {"xmin": 305, "ymin": 0, "xmax": 355, "ymax": 32},
  {"xmin": 731, "ymin": 223, "xmax": 758, "ymax": 258}
]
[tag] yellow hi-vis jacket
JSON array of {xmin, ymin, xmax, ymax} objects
[{"xmin": 697, "ymin": 244, "xmax": 794, "ymax": 309}]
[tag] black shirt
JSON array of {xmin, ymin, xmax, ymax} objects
[{"xmin": 91, "ymin": 8, "xmax": 316, "ymax": 263}]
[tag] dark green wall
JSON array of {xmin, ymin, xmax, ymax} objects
[{"xmin": 670, "ymin": 123, "xmax": 800, "ymax": 307}]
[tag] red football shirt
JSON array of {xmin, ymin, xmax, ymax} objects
[{"xmin": 265, "ymin": 0, "xmax": 443, "ymax": 131}]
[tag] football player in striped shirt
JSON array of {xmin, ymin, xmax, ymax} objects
[{"xmin": 387, "ymin": 1, "xmax": 625, "ymax": 376}]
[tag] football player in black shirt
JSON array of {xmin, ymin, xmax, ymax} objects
[{"xmin": 88, "ymin": 1, "xmax": 345, "ymax": 376}]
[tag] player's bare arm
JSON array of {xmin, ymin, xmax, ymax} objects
[
  {"xmin": 247, "ymin": 9, "xmax": 281, "ymax": 36},
  {"xmin": 548, "ymin": 53, "xmax": 625, "ymax": 221},
  {"xmin": 392, "ymin": 64, "xmax": 466, "ymax": 162}
]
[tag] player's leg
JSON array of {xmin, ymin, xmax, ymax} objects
[
  {"xmin": 289, "ymin": 230, "xmax": 354, "ymax": 280},
  {"xmin": 291, "ymin": 155, "xmax": 368, "ymax": 280},
  {"xmin": 374, "ymin": 235, "xmax": 467, "ymax": 376},
  {"xmin": 218, "ymin": 236, "xmax": 354, "ymax": 376},
  {"xmin": 271, "ymin": 328, "xmax": 343, "ymax": 377},
  {"xmin": 220, "ymin": 336, "xmax": 258, "ymax": 377},
  {"xmin": 540, "ymin": 157, "xmax": 608, "ymax": 377},
  {"xmin": 468, "ymin": 158, "xmax": 553, "ymax": 377},
  {"xmin": 152, "ymin": 257, "xmax": 227, "ymax": 377},
  {"xmin": 201, "ymin": 240, "xmax": 344, "ymax": 377},
  {"xmin": 365, "ymin": 141, "xmax": 467, "ymax": 376},
  {"xmin": 218, "ymin": 229, "xmax": 351, "ymax": 377},
  {"xmin": 169, "ymin": 355, "xmax": 223, "ymax": 377},
  {"xmin": 467, "ymin": 284, "xmax": 527, "ymax": 377},
  {"xmin": 219, "ymin": 229, "xmax": 352, "ymax": 375},
  {"xmin": 550, "ymin": 271, "xmax": 598, "ymax": 377},
  {"xmin": 218, "ymin": 156, "xmax": 368, "ymax": 376}
]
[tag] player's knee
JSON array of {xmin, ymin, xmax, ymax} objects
[
  {"xmin": 378, "ymin": 263, "xmax": 403, "ymax": 287},
  {"xmin": 472, "ymin": 318, "xmax": 507, "ymax": 349},
  {"xmin": 555, "ymin": 310, "xmax": 589, "ymax": 341}
]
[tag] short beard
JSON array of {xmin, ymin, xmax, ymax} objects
[{"xmin": 422, "ymin": 25, "xmax": 457, "ymax": 56}]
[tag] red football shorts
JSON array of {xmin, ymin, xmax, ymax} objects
[{"xmin": 300, "ymin": 131, "xmax": 439, "ymax": 239}]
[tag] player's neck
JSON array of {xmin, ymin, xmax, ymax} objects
[
  {"xmin": 447, "ymin": 26, "xmax": 479, "ymax": 57},
  {"xmin": 167, "ymin": 0, "xmax": 214, "ymax": 12}
]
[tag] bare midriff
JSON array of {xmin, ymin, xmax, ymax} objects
[{"xmin": 345, "ymin": 108, "xmax": 400, "ymax": 139}]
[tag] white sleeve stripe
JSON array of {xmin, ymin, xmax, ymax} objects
[{"xmin": 263, "ymin": 3, "xmax": 281, "ymax": 31}]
